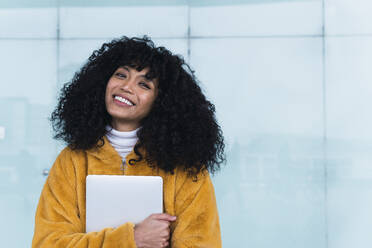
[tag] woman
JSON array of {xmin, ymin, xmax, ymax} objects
[{"xmin": 32, "ymin": 36, "xmax": 225, "ymax": 248}]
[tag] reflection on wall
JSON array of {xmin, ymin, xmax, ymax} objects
[
  {"xmin": 0, "ymin": 97, "xmax": 56, "ymax": 246},
  {"xmin": 213, "ymin": 135, "xmax": 325, "ymax": 247}
]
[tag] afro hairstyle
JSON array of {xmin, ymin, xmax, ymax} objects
[{"xmin": 51, "ymin": 35, "xmax": 225, "ymax": 177}]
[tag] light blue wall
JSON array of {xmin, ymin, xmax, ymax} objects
[{"xmin": 1, "ymin": 0, "xmax": 372, "ymax": 247}]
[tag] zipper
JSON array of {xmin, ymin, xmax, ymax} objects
[{"xmin": 120, "ymin": 159, "xmax": 126, "ymax": 172}]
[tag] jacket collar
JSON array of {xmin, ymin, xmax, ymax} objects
[{"xmin": 86, "ymin": 135, "xmax": 146, "ymax": 165}]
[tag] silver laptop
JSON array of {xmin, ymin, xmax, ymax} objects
[{"xmin": 86, "ymin": 175, "xmax": 163, "ymax": 233}]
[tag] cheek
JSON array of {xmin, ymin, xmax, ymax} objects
[
  {"xmin": 104, "ymin": 90, "xmax": 110, "ymax": 106},
  {"xmin": 105, "ymin": 81, "xmax": 113, "ymax": 93},
  {"xmin": 104, "ymin": 86, "xmax": 115, "ymax": 110},
  {"xmin": 143, "ymin": 95, "xmax": 157, "ymax": 112},
  {"xmin": 105, "ymin": 81, "xmax": 115, "ymax": 100}
]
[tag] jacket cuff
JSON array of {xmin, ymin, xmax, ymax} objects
[{"xmin": 114, "ymin": 222, "xmax": 137, "ymax": 248}]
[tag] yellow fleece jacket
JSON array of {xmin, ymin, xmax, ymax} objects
[{"xmin": 32, "ymin": 136, "xmax": 221, "ymax": 247}]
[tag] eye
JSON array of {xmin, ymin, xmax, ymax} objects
[
  {"xmin": 139, "ymin": 82, "xmax": 151, "ymax": 89},
  {"xmin": 115, "ymin": 72, "xmax": 126, "ymax": 78}
]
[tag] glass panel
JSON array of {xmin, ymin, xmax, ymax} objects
[
  {"xmin": 326, "ymin": 36, "xmax": 372, "ymax": 248},
  {"xmin": 191, "ymin": 37, "xmax": 326, "ymax": 248},
  {"xmin": 190, "ymin": 1, "xmax": 322, "ymax": 36},
  {"xmin": 0, "ymin": 8, "xmax": 57, "ymax": 38},
  {"xmin": 60, "ymin": 6, "xmax": 188, "ymax": 38},
  {"xmin": 0, "ymin": 40, "xmax": 57, "ymax": 247},
  {"xmin": 326, "ymin": 0, "xmax": 372, "ymax": 35}
]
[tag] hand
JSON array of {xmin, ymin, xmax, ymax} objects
[{"xmin": 134, "ymin": 213, "xmax": 177, "ymax": 248}]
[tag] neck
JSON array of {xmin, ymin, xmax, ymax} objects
[
  {"xmin": 105, "ymin": 125, "xmax": 140, "ymax": 160},
  {"xmin": 111, "ymin": 120, "xmax": 140, "ymax": 132}
]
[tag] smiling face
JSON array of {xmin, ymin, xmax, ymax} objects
[{"xmin": 105, "ymin": 66, "xmax": 158, "ymax": 131}]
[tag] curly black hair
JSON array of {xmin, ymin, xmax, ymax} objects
[{"xmin": 51, "ymin": 35, "xmax": 225, "ymax": 177}]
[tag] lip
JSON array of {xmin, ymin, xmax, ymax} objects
[{"xmin": 113, "ymin": 94, "xmax": 136, "ymax": 106}]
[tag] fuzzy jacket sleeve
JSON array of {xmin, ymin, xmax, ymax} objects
[
  {"xmin": 171, "ymin": 169, "xmax": 222, "ymax": 248},
  {"xmin": 31, "ymin": 148, "xmax": 137, "ymax": 248}
]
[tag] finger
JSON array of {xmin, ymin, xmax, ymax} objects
[
  {"xmin": 160, "ymin": 227, "xmax": 171, "ymax": 237},
  {"xmin": 156, "ymin": 220, "xmax": 172, "ymax": 231},
  {"xmin": 163, "ymin": 231, "xmax": 170, "ymax": 240},
  {"xmin": 152, "ymin": 213, "xmax": 177, "ymax": 221},
  {"xmin": 157, "ymin": 219, "xmax": 171, "ymax": 225}
]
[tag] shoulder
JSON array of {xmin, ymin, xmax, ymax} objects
[
  {"xmin": 50, "ymin": 146, "xmax": 87, "ymax": 180},
  {"xmin": 56, "ymin": 145, "xmax": 88, "ymax": 162},
  {"xmin": 172, "ymin": 166, "xmax": 217, "ymax": 216},
  {"xmin": 174, "ymin": 166, "xmax": 212, "ymax": 196}
]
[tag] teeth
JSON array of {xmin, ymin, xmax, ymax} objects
[{"xmin": 114, "ymin": 96, "xmax": 134, "ymax": 106}]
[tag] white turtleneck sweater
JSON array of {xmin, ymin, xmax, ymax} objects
[{"xmin": 105, "ymin": 126, "xmax": 140, "ymax": 161}]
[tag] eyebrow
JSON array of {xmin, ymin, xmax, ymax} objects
[{"xmin": 119, "ymin": 66, "xmax": 153, "ymax": 82}]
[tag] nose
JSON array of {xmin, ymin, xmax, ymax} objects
[{"xmin": 120, "ymin": 78, "xmax": 134, "ymax": 94}]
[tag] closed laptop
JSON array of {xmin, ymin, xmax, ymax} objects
[{"xmin": 86, "ymin": 175, "xmax": 163, "ymax": 233}]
